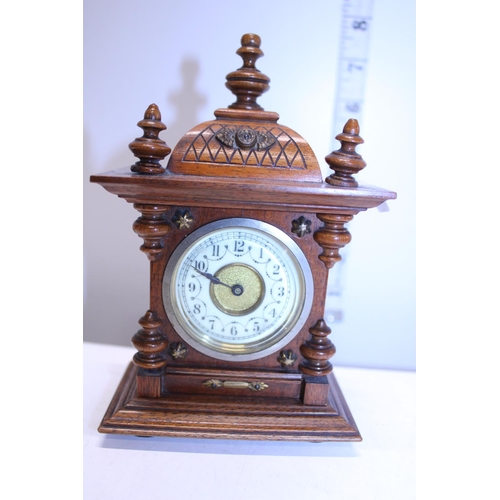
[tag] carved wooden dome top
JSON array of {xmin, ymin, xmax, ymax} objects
[{"xmin": 167, "ymin": 34, "xmax": 323, "ymax": 183}]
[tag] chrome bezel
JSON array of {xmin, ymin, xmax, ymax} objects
[{"xmin": 162, "ymin": 218, "xmax": 314, "ymax": 362}]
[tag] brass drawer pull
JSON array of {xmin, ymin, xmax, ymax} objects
[{"xmin": 202, "ymin": 379, "xmax": 269, "ymax": 392}]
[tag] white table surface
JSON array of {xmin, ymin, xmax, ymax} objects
[{"xmin": 84, "ymin": 341, "xmax": 415, "ymax": 499}]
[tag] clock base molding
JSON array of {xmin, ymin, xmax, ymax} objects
[{"xmin": 98, "ymin": 362, "xmax": 362, "ymax": 442}]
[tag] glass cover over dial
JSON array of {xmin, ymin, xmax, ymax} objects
[{"xmin": 163, "ymin": 218, "xmax": 314, "ymax": 361}]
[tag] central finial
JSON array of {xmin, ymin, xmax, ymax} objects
[{"xmin": 225, "ymin": 34, "xmax": 270, "ymax": 111}]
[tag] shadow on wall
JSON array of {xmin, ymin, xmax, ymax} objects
[
  {"xmin": 83, "ymin": 58, "xmax": 207, "ymax": 346},
  {"xmin": 166, "ymin": 58, "xmax": 207, "ymax": 150}
]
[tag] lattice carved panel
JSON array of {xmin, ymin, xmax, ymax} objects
[{"xmin": 183, "ymin": 124, "xmax": 307, "ymax": 170}]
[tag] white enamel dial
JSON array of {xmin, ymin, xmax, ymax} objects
[{"xmin": 163, "ymin": 218, "xmax": 314, "ymax": 361}]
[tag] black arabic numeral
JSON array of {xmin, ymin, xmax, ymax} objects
[
  {"xmin": 195, "ymin": 260, "xmax": 207, "ymax": 272},
  {"xmin": 234, "ymin": 240, "xmax": 245, "ymax": 253}
]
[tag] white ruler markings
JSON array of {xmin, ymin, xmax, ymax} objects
[{"xmin": 333, "ymin": 0, "xmax": 375, "ymax": 139}]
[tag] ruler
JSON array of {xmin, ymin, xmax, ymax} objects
[
  {"xmin": 327, "ymin": 0, "xmax": 375, "ymax": 324},
  {"xmin": 332, "ymin": 0, "xmax": 375, "ymax": 139}
]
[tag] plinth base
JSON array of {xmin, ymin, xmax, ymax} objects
[{"xmin": 98, "ymin": 363, "xmax": 361, "ymax": 442}]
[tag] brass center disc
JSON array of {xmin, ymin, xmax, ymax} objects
[{"xmin": 210, "ymin": 264, "xmax": 265, "ymax": 316}]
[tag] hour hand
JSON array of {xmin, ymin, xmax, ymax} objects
[{"xmin": 191, "ymin": 266, "xmax": 232, "ymax": 289}]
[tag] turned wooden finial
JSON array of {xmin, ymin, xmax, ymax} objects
[
  {"xmin": 129, "ymin": 104, "xmax": 171, "ymax": 175},
  {"xmin": 325, "ymin": 118, "xmax": 367, "ymax": 187},
  {"xmin": 225, "ymin": 33, "xmax": 270, "ymax": 110}
]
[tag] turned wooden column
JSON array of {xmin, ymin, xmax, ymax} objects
[
  {"xmin": 132, "ymin": 310, "xmax": 168, "ymax": 397},
  {"xmin": 299, "ymin": 319, "xmax": 336, "ymax": 377},
  {"xmin": 299, "ymin": 319, "xmax": 336, "ymax": 406},
  {"xmin": 128, "ymin": 106, "xmax": 172, "ymax": 396},
  {"xmin": 300, "ymin": 118, "xmax": 369, "ymax": 406},
  {"xmin": 130, "ymin": 204, "xmax": 171, "ymax": 397},
  {"xmin": 132, "ymin": 203, "xmax": 172, "ymax": 261},
  {"xmin": 314, "ymin": 213, "xmax": 353, "ymax": 269}
]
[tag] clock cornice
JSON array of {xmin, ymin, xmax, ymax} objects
[{"xmin": 90, "ymin": 169, "xmax": 395, "ymax": 214}]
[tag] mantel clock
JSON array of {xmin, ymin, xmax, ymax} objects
[{"xmin": 90, "ymin": 34, "xmax": 396, "ymax": 441}]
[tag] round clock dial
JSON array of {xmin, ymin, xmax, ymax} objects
[{"xmin": 163, "ymin": 218, "xmax": 314, "ymax": 361}]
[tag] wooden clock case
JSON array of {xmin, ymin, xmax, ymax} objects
[{"xmin": 90, "ymin": 34, "xmax": 396, "ymax": 441}]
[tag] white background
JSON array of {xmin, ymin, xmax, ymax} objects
[
  {"xmin": 84, "ymin": 0, "xmax": 416, "ymax": 371},
  {"xmin": 83, "ymin": 342, "xmax": 416, "ymax": 500}
]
